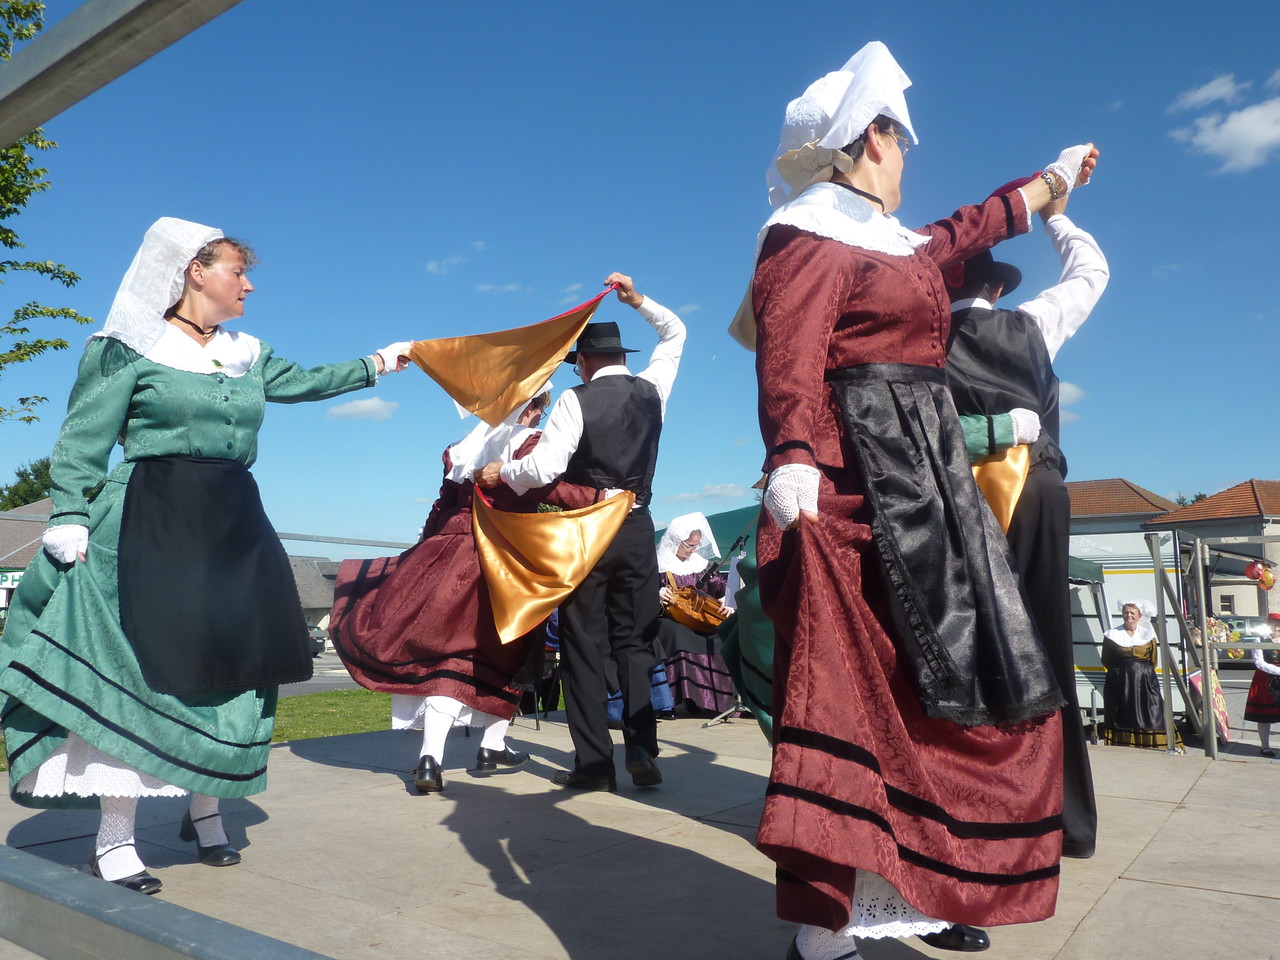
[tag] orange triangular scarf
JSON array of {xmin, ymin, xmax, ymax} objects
[
  {"xmin": 407, "ymin": 288, "xmax": 613, "ymax": 426},
  {"xmin": 472, "ymin": 487, "xmax": 636, "ymax": 643},
  {"xmin": 971, "ymin": 443, "xmax": 1031, "ymax": 534}
]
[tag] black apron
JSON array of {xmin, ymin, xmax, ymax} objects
[
  {"xmin": 827, "ymin": 363, "xmax": 1062, "ymax": 727},
  {"xmin": 118, "ymin": 456, "xmax": 313, "ymax": 696}
]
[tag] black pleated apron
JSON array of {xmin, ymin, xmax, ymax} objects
[{"xmin": 118, "ymin": 456, "xmax": 313, "ymax": 696}]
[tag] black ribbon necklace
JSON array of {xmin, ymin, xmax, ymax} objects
[
  {"xmin": 171, "ymin": 312, "xmax": 217, "ymax": 342},
  {"xmin": 833, "ymin": 180, "xmax": 885, "ymax": 213}
]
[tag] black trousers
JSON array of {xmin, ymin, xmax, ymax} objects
[
  {"xmin": 1006, "ymin": 461, "xmax": 1098, "ymax": 857},
  {"xmin": 558, "ymin": 509, "xmax": 661, "ymax": 773}
]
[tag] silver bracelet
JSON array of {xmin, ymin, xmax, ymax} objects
[{"xmin": 1039, "ymin": 170, "xmax": 1061, "ymax": 201}]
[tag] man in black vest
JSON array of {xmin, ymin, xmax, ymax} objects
[
  {"xmin": 477, "ymin": 272, "xmax": 685, "ymax": 791},
  {"xmin": 946, "ymin": 191, "xmax": 1108, "ymax": 860}
]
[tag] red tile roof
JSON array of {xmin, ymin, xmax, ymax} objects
[
  {"xmin": 1067, "ymin": 479, "xmax": 1177, "ymax": 518},
  {"xmin": 1145, "ymin": 479, "xmax": 1280, "ymax": 525}
]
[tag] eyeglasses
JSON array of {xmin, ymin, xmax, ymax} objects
[
  {"xmin": 679, "ymin": 538, "xmax": 700, "ymax": 549},
  {"xmin": 888, "ymin": 131, "xmax": 910, "ymax": 156}
]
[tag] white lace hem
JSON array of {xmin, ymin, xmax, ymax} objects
[
  {"xmin": 14, "ymin": 733, "xmax": 187, "ymax": 799},
  {"xmin": 841, "ymin": 870, "xmax": 949, "ymax": 940}
]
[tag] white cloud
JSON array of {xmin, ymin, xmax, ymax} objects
[
  {"xmin": 1268, "ymin": 70, "xmax": 1280, "ymax": 90},
  {"xmin": 661, "ymin": 483, "xmax": 748, "ymax": 503},
  {"xmin": 677, "ymin": 303, "xmax": 702, "ymax": 315},
  {"xmin": 1171, "ymin": 97, "xmax": 1280, "ymax": 171},
  {"xmin": 476, "ymin": 283, "xmax": 527, "ymax": 294},
  {"xmin": 562, "ymin": 283, "xmax": 583, "ymax": 294},
  {"xmin": 470, "ymin": 240, "xmax": 487, "ymax": 252},
  {"xmin": 1058, "ymin": 381, "xmax": 1085, "ymax": 406},
  {"xmin": 425, "ymin": 255, "xmax": 467, "ymax": 275},
  {"xmin": 1060, "ymin": 410, "xmax": 1079, "ymax": 425},
  {"xmin": 1170, "ymin": 74, "xmax": 1251, "ymax": 112},
  {"xmin": 326, "ymin": 397, "xmax": 399, "ymax": 421},
  {"xmin": 732, "ymin": 437, "xmax": 751, "ymax": 447}
]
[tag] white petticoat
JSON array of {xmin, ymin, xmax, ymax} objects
[
  {"xmin": 841, "ymin": 871, "xmax": 950, "ymax": 940},
  {"xmin": 15, "ymin": 732, "xmax": 187, "ymax": 799}
]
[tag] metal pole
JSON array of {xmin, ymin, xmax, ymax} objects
[
  {"xmin": 1147, "ymin": 533, "xmax": 1180, "ymax": 751},
  {"xmin": 1192, "ymin": 537, "xmax": 1217, "ymax": 759}
]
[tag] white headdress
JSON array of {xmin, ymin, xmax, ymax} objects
[
  {"xmin": 767, "ymin": 41, "xmax": 917, "ymax": 209},
  {"xmin": 95, "ymin": 217, "xmax": 224, "ymax": 355},
  {"xmin": 657, "ymin": 512, "xmax": 721, "ymax": 576}
]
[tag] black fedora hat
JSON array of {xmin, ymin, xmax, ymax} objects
[
  {"xmin": 949, "ymin": 249, "xmax": 1021, "ymax": 298},
  {"xmin": 564, "ymin": 321, "xmax": 638, "ymax": 364}
]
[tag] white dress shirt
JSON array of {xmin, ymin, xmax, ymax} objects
[
  {"xmin": 949, "ymin": 213, "xmax": 1107, "ymax": 361},
  {"xmin": 499, "ymin": 296, "xmax": 685, "ymax": 496}
]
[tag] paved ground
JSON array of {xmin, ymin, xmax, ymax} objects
[{"xmin": 2, "ymin": 705, "xmax": 1279, "ymax": 960}]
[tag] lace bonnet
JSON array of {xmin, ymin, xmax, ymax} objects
[{"xmin": 768, "ymin": 41, "xmax": 918, "ymax": 209}]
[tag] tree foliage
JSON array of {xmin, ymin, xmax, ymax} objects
[
  {"xmin": 0, "ymin": 455, "xmax": 52, "ymax": 509},
  {"xmin": 1, "ymin": 2, "xmax": 91, "ymax": 424}
]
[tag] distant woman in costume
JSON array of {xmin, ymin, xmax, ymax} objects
[
  {"xmin": 329, "ymin": 391, "xmax": 592, "ymax": 793},
  {"xmin": 0, "ymin": 217, "xmax": 410, "ymax": 895},
  {"xmin": 738, "ymin": 41, "xmax": 1098, "ymax": 960},
  {"xmin": 656, "ymin": 512, "xmax": 736, "ymax": 715},
  {"xmin": 1243, "ymin": 613, "xmax": 1280, "ymax": 758},
  {"xmin": 1101, "ymin": 602, "xmax": 1180, "ymax": 750}
]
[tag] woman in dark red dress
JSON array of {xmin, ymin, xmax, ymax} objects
[
  {"xmin": 330, "ymin": 393, "xmax": 591, "ymax": 791},
  {"xmin": 734, "ymin": 42, "xmax": 1098, "ymax": 959}
]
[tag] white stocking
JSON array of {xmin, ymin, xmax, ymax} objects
[
  {"xmin": 188, "ymin": 793, "xmax": 229, "ymax": 846},
  {"xmin": 1260, "ymin": 722, "xmax": 1272, "ymax": 750},
  {"xmin": 421, "ymin": 696, "xmax": 463, "ymax": 764},
  {"xmin": 95, "ymin": 796, "xmax": 145, "ymax": 881},
  {"xmin": 480, "ymin": 715, "xmax": 509, "ymax": 752},
  {"xmin": 794, "ymin": 925, "xmax": 861, "ymax": 960}
]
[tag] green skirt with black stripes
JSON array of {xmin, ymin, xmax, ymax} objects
[{"xmin": 0, "ymin": 466, "xmax": 276, "ymax": 809}]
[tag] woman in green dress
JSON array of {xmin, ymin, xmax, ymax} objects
[{"xmin": 0, "ymin": 217, "xmax": 410, "ymax": 894}]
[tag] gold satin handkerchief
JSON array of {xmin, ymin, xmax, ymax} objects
[
  {"xmin": 407, "ymin": 291, "xmax": 609, "ymax": 426},
  {"xmin": 472, "ymin": 488, "xmax": 636, "ymax": 642},
  {"xmin": 971, "ymin": 444, "xmax": 1031, "ymax": 534}
]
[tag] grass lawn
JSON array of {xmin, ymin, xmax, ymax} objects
[{"xmin": 0, "ymin": 689, "xmax": 396, "ymax": 773}]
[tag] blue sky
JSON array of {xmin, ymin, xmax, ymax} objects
[{"xmin": 3, "ymin": 1, "xmax": 1279, "ymax": 556}]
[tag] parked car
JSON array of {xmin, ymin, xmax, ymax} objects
[{"xmin": 307, "ymin": 624, "xmax": 328, "ymax": 657}]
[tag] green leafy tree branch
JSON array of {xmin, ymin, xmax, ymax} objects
[{"xmin": 1, "ymin": 2, "xmax": 92, "ymax": 424}]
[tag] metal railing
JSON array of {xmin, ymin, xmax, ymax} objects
[{"xmin": 0, "ymin": 845, "xmax": 332, "ymax": 960}]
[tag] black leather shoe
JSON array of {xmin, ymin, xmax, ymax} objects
[
  {"xmin": 474, "ymin": 745, "xmax": 529, "ymax": 772},
  {"xmin": 415, "ymin": 755, "xmax": 444, "ymax": 793},
  {"xmin": 88, "ymin": 847, "xmax": 162, "ymax": 896},
  {"xmin": 1261, "ymin": 747, "xmax": 1276, "ymax": 758},
  {"xmin": 179, "ymin": 810, "xmax": 242, "ymax": 866},
  {"xmin": 551, "ymin": 768, "xmax": 617, "ymax": 792},
  {"xmin": 625, "ymin": 745, "xmax": 662, "ymax": 787},
  {"xmin": 918, "ymin": 924, "xmax": 991, "ymax": 952}
]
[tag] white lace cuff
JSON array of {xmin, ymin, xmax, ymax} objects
[
  {"xmin": 1009, "ymin": 407, "xmax": 1042, "ymax": 445},
  {"xmin": 1045, "ymin": 144, "xmax": 1091, "ymax": 196},
  {"xmin": 374, "ymin": 340, "xmax": 414, "ymax": 375},
  {"xmin": 43, "ymin": 524, "xmax": 88, "ymax": 564},
  {"xmin": 764, "ymin": 463, "xmax": 820, "ymax": 528}
]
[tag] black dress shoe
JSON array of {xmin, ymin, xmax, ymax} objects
[
  {"xmin": 88, "ymin": 846, "xmax": 162, "ymax": 896},
  {"xmin": 1261, "ymin": 747, "xmax": 1276, "ymax": 758},
  {"xmin": 918, "ymin": 924, "xmax": 991, "ymax": 952},
  {"xmin": 415, "ymin": 755, "xmax": 444, "ymax": 793},
  {"xmin": 474, "ymin": 745, "xmax": 530, "ymax": 772},
  {"xmin": 179, "ymin": 810, "xmax": 242, "ymax": 866},
  {"xmin": 624, "ymin": 745, "xmax": 662, "ymax": 787},
  {"xmin": 551, "ymin": 768, "xmax": 617, "ymax": 792}
]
